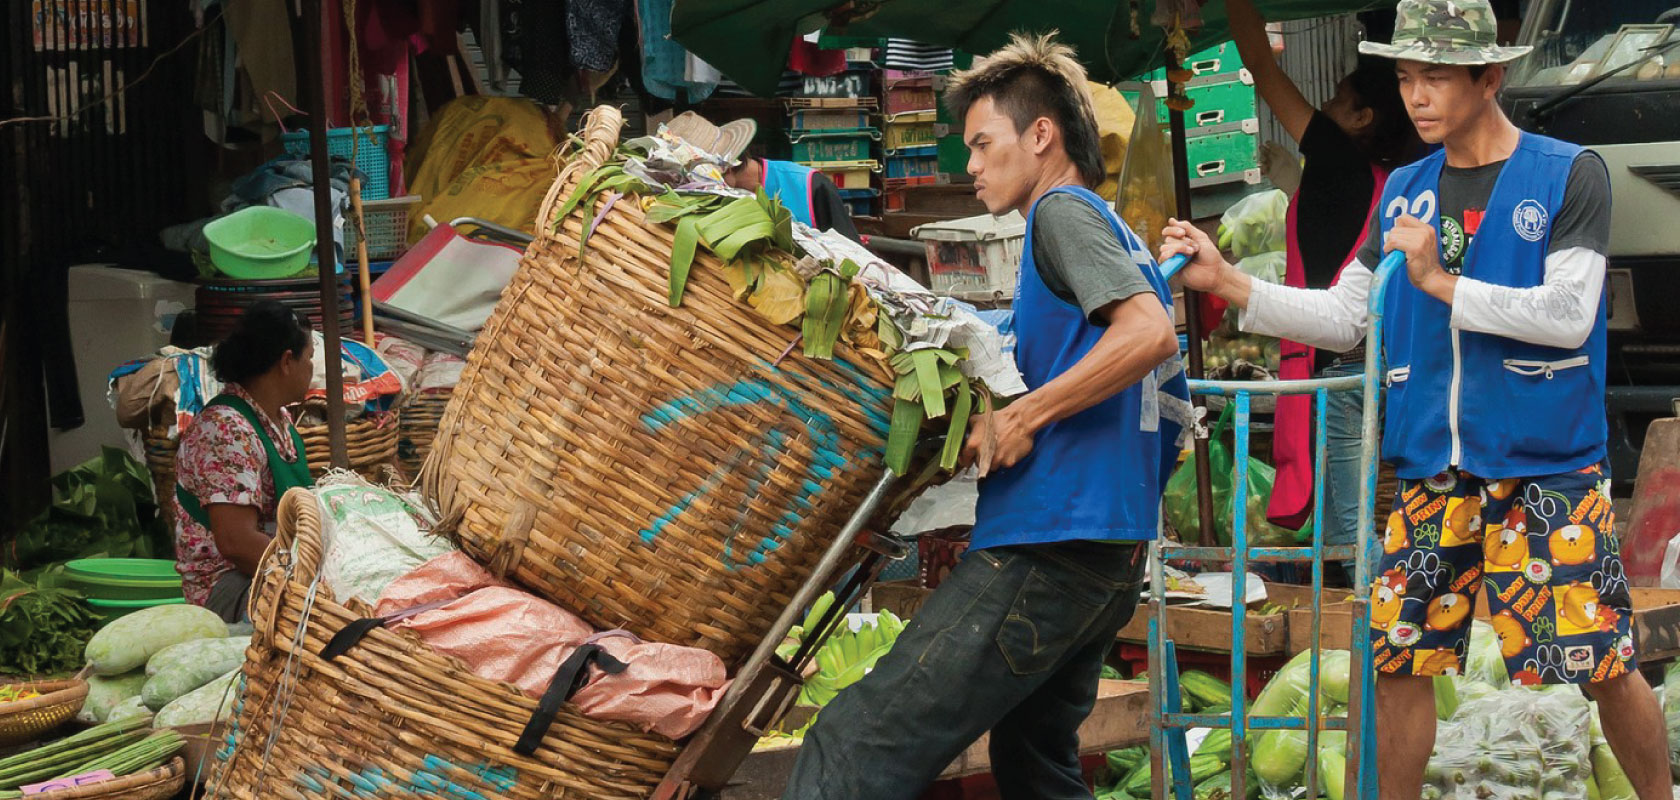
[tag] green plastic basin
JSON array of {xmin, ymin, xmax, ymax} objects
[
  {"xmin": 202, "ymin": 206, "xmax": 317, "ymax": 280},
  {"xmin": 84, "ymin": 596, "xmax": 188, "ymax": 626},
  {"xmin": 64, "ymin": 558, "xmax": 184, "ymax": 601}
]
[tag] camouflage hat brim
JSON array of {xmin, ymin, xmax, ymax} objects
[{"xmin": 1358, "ymin": 39, "xmax": 1532, "ymax": 65}]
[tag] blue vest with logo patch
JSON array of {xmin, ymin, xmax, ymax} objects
[
  {"xmin": 762, "ymin": 160, "xmax": 816, "ymax": 227},
  {"xmin": 970, "ymin": 186, "xmax": 1189, "ymax": 550},
  {"xmin": 1379, "ymin": 132, "xmax": 1606, "ymax": 480}
]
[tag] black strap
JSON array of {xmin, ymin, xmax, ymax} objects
[
  {"xmin": 320, "ymin": 617, "xmax": 388, "ymax": 661},
  {"xmin": 514, "ymin": 644, "xmax": 628, "ymax": 756},
  {"xmin": 319, "ymin": 599, "xmax": 456, "ymax": 661}
]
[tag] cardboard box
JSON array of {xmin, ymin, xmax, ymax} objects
[{"xmin": 1114, "ymin": 582, "xmax": 1349, "ymax": 655}]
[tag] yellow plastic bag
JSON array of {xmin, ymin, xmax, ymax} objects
[{"xmin": 1115, "ymin": 82, "xmax": 1177, "ymax": 251}]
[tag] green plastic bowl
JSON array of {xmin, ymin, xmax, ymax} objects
[
  {"xmin": 202, "ymin": 206, "xmax": 317, "ymax": 280},
  {"xmin": 63, "ymin": 558, "xmax": 184, "ymax": 601},
  {"xmin": 84, "ymin": 596, "xmax": 188, "ymax": 626}
]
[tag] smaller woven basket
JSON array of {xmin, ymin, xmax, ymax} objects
[
  {"xmin": 296, "ymin": 413, "xmax": 401, "ymax": 479},
  {"xmin": 396, "ymin": 391, "xmax": 451, "ymax": 479},
  {"xmin": 146, "ymin": 413, "xmax": 401, "ymax": 516},
  {"xmin": 24, "ymin": 757, "xmax": 186, "ymax": 800},
  {"xmin": 206, "ymin": 489, "xmax": 682, "ymax": 799},
  {"xmin": 0, "ymin": 679, "xmax": 88, "ymax": 748}
]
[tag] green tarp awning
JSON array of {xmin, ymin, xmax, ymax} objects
[{"xmin": 672, "ymin": 0, "xmax": 1397, "ymax": 97}]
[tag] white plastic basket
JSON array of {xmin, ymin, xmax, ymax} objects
[{"xmin": 913, "ymin": 211, "xmax": 1027, "ymax": 301}]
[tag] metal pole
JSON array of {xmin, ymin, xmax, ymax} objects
[
  {"xmin": 1165, "ymin": 51, "xmax": 1216, "ymax": 547},
  {"xmin": 305, "ymin": 0, "xmax": 348, "ymax": 468}
]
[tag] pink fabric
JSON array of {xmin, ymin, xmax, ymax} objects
[
  {"xmin": 174, "ymin": 383, "xmax": 298, "ymax": 605},
  {"xmin": 1267, "ymin": 162, "xmax": 1387, "ymax": 529},
  {"xmin": 376, "ymin": 552, "xmax": 728, "ymax": 738}
]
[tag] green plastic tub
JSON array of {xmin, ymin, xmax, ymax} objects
[
  {"xmin": 64, "ymin": 558, "xmax": 184, "ymax": 601},
  {"xmin": 85, "ymin": 596, "xmax": 188, "ymax": 626},
  {"xmin": 202, "ymin": 206, "xmax": 317, "ymax": 280}
]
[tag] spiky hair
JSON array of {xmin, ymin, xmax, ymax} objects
[{"xmin": 944, "ymin": 31, "xmax": 1106, "ymax": 188}]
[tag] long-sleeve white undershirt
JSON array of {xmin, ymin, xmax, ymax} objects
[{"xmin": 1238, "ymin": 246, "xmax": 1607, "ymax": 352}]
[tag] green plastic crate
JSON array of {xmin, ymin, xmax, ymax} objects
[
  {"xmin": 1139, "ymin": 41, "xmax": 1244, "ymax": 82},
  {"xmin": 1146, "ymin": 72, "xmax": 1258, "ymax": 130},
  {"xmin": 789, "ymin": 129, "xmax": 881, "ymax": 163},
  {"xmin": 1183, "ymin": 121, "xmax": 1259, "ymax": 183}
]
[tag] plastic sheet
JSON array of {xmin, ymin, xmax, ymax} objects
[
  {"xmin": 313, "ymin": 474, "xmax": 453, "ymax": 607},
  {"xmin": 1421, "ymin": 686, "xmax": 1591, "ymax": 800},
  {"xmin": 377, "ymin": 552, "xmax": 729, "ymax": 739}
]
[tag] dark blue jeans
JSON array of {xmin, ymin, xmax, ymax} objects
[{"xmin": 781, "ymin": 539, "xmax": 1147, "ymax": 800}]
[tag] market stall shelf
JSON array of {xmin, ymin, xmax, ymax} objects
[
  {"xmin": 206, "ymin": 490, "xmax": 680, "ymax": 799},
  {"xmin": 424, "ymin": 106, "xmax": 896, "ymax": 667}
]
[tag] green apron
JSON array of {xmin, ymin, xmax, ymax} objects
[{"xmin": 176, "ymin": 394, "xmax": 313, "ymax": 530}]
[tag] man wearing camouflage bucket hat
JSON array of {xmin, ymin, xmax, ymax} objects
[{"xmin": 1163, "ymin": 0, "xmax": 1670, "ymax": 797}]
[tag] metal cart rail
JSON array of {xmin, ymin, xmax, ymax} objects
[{"xmin": 1147, "ymin": 250, "xmax": 1407, "ymax": 800}]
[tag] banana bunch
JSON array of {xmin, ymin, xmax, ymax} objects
[{"xmin": 798, "ymin": 608, "xmax": 908, "ymax": 708}]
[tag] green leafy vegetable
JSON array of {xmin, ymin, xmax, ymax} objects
[{"xmin": 0, "ymin": 568, "xmax": 100, "ymax": 677}]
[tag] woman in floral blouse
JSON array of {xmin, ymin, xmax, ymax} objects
[{"xmin": 175, "ymin": 302, "xmax": 315, "ymax": 621}]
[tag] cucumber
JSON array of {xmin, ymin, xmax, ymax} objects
[
  {"xmin": 106, "ymin": 695, "xmax": 154, "ymax": 725},
  {"xmin": 154, "ymin": 666, "xmax": 243, "ymax": 728},
  {"xmin": 142, "ymin": 635, "xmax": 250, "ymax": 710},
  {"xmin": 85, "ymin": 604, "xmax": 227, "ymax": 675},
  {"xmin": 77, "ymin": 671, "xmax": 147, "ymax": 724}
]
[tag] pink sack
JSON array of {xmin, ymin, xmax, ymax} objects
[{"xmin": 376, "ymin": 552, "xmax": 727, "ymax": 738}]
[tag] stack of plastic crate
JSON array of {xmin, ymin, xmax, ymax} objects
[
  {"xmin": 1138, "ymin": 41, "xmax": 1262, "ymax": 190},
  {"xmin": 786, "ymin": 66, "xmax": 882, "ymax": 217},
  {"xmin": 881, "ymin": 70, "xmax": 942, "ymax": 211}
]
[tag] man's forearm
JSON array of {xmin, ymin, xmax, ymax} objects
[{"xmin": 1010, "ymin": 299, "xmax": 1178, "ymax": 432}]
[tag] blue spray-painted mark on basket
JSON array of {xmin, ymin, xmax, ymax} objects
[
  {"xmin": 295, "ymin": 756, "xmax": 519, "ymax": 798},
  {"xmin": 638, "ymin": 359, "xmax": 892, "ymax": 569}
]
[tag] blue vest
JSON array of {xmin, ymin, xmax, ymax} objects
[
  {"xmin": 762, "ymin": 160, "xmax": 816, "ymax": 227},
  {"xmin": 971, "ymin": 186, "xmax": 1189, "ymax": 549},
  {"xmin": 1379, "ymin": 132, "xmax": 1607, "ymax": 480}
]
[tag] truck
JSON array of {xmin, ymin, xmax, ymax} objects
[{"xmin": 1504, "ymin": 0, "xmax": 1680, "ymax": 492}]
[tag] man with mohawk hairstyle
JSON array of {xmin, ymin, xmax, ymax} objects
[{"xmin": 781, "ymin": 32, "xmax": 1187, "ymax": 800}]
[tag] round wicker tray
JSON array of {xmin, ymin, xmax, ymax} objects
[{"xmin": 0, "ymin": 679, "xmax": 88, "ymax": 748}]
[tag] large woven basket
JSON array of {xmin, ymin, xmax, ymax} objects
[
  {"xmin": 146, "ymin": 414, "xmax": 401, "ymax": 517},
  {"xmin": 424, "ymin": 106, "xmax": 895, "ymax": 666},
  {"xmin": 205, "ymin": 489, "xmax": 679, "ymax": 799}
]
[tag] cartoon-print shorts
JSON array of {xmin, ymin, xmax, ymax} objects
[{"xmin": 1369, "ymin": 461, "xmax": 1636, "ymax": 686}]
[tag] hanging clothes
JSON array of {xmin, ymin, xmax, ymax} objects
[
  {"xmin": 788, "ymin": 31, "xmax": 847, "ymax": 77},
  {"xmin": 638, "ymin": 0, "xmax": 717, "ymax": 102},
  {"xmin": 568, "ymin": 0, "xmax": 630, "ymax": 72}
]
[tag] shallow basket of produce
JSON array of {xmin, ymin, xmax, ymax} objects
[
  {"xmin": 205, "ymin": 489, "xmax": 681, "ymax": 799},
  {"xmin": 0, "ymin": 679, "xmax": 88, "ymax": 748},
  {"xmin": 0, "ymin": 717, "xmax": 186, "ymax": 800},
  {"xmin": 10, "ymin": 757, "xmax": 185, "ymax": 800},
  {"xmin": 425, "ymin": 105, "xmax": 908, "ymax": 667}
]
